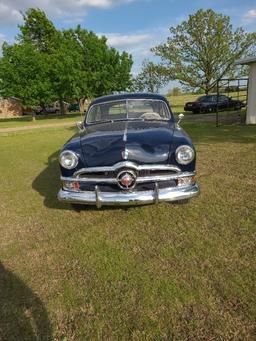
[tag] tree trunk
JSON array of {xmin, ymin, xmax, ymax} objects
[
  {"xmin": 79, "ymin": 98, "xmax": 85, "ymax": 113},
  {"xmin": 59, "ymin": 99, "xmax": 65, "ymax": 115}
]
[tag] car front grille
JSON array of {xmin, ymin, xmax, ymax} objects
[
  {"xmin": 61, "ymin": 161, "xmax": 195, "ymax": 192},
  {"xmin": 78, "ymin": 180, "xmax": 177, "ymax": 192},
  {"xmin": 77, "ymin": 168, "xmax": 178, "ymax": 179}
]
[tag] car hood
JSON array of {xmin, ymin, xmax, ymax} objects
[{"xmin": 79, "ymin": 120, "xmax": 175, "ymax": 167}]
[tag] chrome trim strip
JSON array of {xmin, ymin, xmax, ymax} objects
[
  {"xmin": 62, "ymin": 177, "xmax": 116, "ymax": 184},
  {"xmin": 58, "ymin": 183, "xmax": 200, "ymax": 207},
  {"xmin": 61, "ymin": 172, "xmax": 195, "ymax": 184},
  {"xmin": 123, "ymin": 119, "xmax": 128, "ymax": 142},
  {"xmin": 95, "ymin": 185, "xmax": 101, "ymax": 209},
  {"xmin": 74, "ymin": 162, "xmax": 181, "ymax": 176},
  {"xmin": 154, "ymin": 182, "xmax": 159, "ymax": 204}
]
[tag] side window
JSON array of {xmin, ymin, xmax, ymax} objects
[
  {"xmin": 219, "ymin": 95, "xmax": 228, "ymax": 102},
  {"xmin": 156, "ymin": 101, "xmax": 170, "ymax": 119},
  {"xmin": 203, "ymin": 96, "xmax": 212, "ymax": 102},
  {"xmin": 108, "ymin": 102, "xmax": 127, "ymax": 119},
  {"xmin": 87, "ymin": 105, "xmax": 102, "ymax": 123}
]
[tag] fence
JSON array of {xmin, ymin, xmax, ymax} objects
[{"xmin": 216, "ymin": 78, "xmax": 249, "ymax": 127}]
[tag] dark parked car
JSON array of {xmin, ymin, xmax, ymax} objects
[
  {"xmin": 184, "ymin": 94, "xmax": 245, "ymax": 114},
  {"xmin": 68, "ymin": 103, "xmax": 80, "ymax": 112},
  {"xmin": 58, "ymin": 93, "xmax": 199, "ymax": 208},
  {"xmin": 35, "ymin": 105, "xmax": 60, "ymax": 115}
]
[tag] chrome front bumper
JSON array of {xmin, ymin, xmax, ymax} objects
[{"xmin": 58, "ymin": 183, "xmax": 199, "ymax": 208}]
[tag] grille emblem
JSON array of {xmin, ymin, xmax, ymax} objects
[{"xmin": 117, "ymin": 170, "xmax": 136, "ymax": 189}]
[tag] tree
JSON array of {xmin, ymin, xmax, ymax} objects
[
  {"xmin": 63, "ymin": 27, "xmax": 133, "ymax": 111},
  {"xmin": 152, "ymin": 9, "xmax": 256, "ymax": 94},
  {"xmin": 0, "ymin": 8, "xmax": 133, "ymax": 114},
  {"xmin": 0, "ymin": 42, "xmax": 54, "ymax": 106},
  {"xmin": 17, "ymin": 9, "xmax": 83, "ymax": 114},
  {"xmin": 132, "ymin": 59, "xmax": 168, "ymax": 93},
  {"xmin": 18, "ymin": 8, "xmax": 59, "ymax": 52},
  {"xmin": 167, "ymin": 87, "xmax": 182, "ymax": 96}
]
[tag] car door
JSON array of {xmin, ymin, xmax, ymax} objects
[
  {"xmin": 218, "ymin": 95, "xmax": 229, "ymax": 110},
  {"xmin": 210, "ymin": 95, "xmax": 218, "ymax": 111}
]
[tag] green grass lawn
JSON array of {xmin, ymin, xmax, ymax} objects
[
  {"xmin": 0, "ymin": 112, "xmax": 82, "ymax": 129},
  {"xmin": 0, "ymin": 122, "xmax": 256, "ymax": 339}
]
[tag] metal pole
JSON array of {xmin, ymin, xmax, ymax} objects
[{"xmin": 216, "ymin": 79, "xmax": 219, "ymax": 127}]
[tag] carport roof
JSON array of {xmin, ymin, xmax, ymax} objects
[{"xmin": 236, "ymin": 56, "xmax": 256, "ymax": 65}]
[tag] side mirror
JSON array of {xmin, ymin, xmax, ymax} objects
[
  {"xmin": 177, "ymin": 113, "xmax": 184, "ymax": 125},
  {"xmin": 76, "ymin": 121, "xmax": 84, "ymax": 132}
]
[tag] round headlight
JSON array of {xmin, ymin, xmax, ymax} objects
[
  {"xmin": 59, "ymin": 150, "xmax": 79, "ymax": 169},
  {"xmin": 175, "ymin": 145, "xmax": 195, "ymax": 165}
]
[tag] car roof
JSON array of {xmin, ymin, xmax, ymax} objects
[{"xmin": 90, "ymin": 92, "xmax": 168, "ymax": 105}]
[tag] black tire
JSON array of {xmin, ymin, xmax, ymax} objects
[
  {"xmin": 234, "ymin": 103, "xmax": 241, "ymax": 111},
  {"xmin": 199, "ymin": 107, "xmax": 206, "ymax": 114},
  {"xmin": 71, "ymin": 204, "xmax": 85, "ymax": 211}
]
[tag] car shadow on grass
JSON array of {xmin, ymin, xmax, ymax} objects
[
  {"xmin": 0, "ymin": 262, "xmax": 52, "ymax": 340},
  {"xmin": 32, "ymin": 150, "xmax": 72, "ymax": 211},
  {"xmin": 32, "ymin": 151, "xmax": 131, "ymax": 212}
]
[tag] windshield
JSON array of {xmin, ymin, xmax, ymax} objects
[{"xmin": 86, "ymin": 99, "xmax": 171, "ymax": 124}]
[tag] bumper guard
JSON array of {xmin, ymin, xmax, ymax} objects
[{"xmin": 58, "ymin": 183, "xmax": 199, "ymax": 208}]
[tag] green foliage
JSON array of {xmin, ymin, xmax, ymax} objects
[
  {"xmin": 132, "ymin": 59, "xmax": 168, "ymax": 93},
  {"xmin": 64, "ymin": 27, "xmax": 133, "ymax": 101},
  {"xmin": 153, "ymin": 9, "xmax": 256, "ymax": 94},
  {"xmin": 0, "ymin": 42, "xmax": 54, "ymax": 106},
  {"xmin": 18, "ymin": 8, "xmax": 59, "ymax": 52},
  {"xmin": 0, "ymin": 8, "xmax": 133, "ymax": 112}
]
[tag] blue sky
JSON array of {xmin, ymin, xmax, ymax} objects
[{"xmin": 0, "ymin": 0, "xmax": 255, "ymax": 91}]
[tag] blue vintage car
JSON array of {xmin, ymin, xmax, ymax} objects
[{"xmin": 58, "ymin": 93, "xmax": 199, "ymax": 207}]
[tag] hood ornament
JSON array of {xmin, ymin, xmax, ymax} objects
[{"xmin": 122, "ymin": 149, "xmax": 129, "ymax": 160}]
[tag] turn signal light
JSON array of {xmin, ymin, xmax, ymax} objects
[
  {"xmin": 177, "ymin": 175, "xmax": 196, "ymax": 187},
  {"xmin": 63, "ymin": 181, "xmax": 81, "ymax": 191}
]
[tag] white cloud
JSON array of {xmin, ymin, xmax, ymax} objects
[
  {"xmin": 0, "ymin": 2, "xmax": 23, "ymax": 24},
  {"xmin": 0, "ymin": 0, "xmax": 135, "ymax": 25},
  {"xmin": 101, "ymin": 33, "xmax": 152, "ymax": 48},
  {"xmin": 243, "ymin": 9, "xmax": 256, "ymax": 21},
  {"xmin": 98, "ymin": 27, "xmax": 169, "ymax": 76},
  {"xmin": 77, "ymin": 0, "xmax": 133, "ymax": 9}
]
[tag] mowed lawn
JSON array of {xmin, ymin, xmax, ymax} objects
[
  {"xmin": 0, "ymin": 122, "xmax": 256, "ymax": 340},
  {"xmin": 0, "ymin": 112, "xmax": 82, "ymax": 129}
]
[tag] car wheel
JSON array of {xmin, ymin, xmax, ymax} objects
[
  {"xmin": 199, "ymin": 108, "xmax": 206, "ymax": 114},
  {"xmin": 234, "ymin": 104, "xmax": 241, "ymax": 110}
]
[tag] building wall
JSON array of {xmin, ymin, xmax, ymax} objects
[
  {"xmin": 246, "ymin": 63, "xmax": 256, "ymax": 124},
  {"xmin": 0, "ymin": 98, "xmax": 22, "ymax": 118}
]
